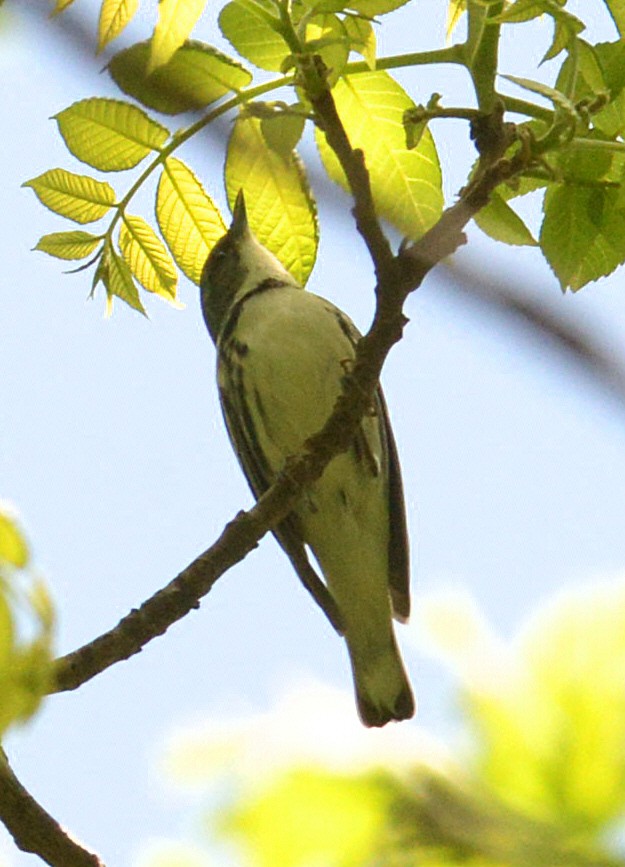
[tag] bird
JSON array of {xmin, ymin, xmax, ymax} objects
[{"xmin": 200, "ymin": 190, "xmax": 414, "ymax": 727}]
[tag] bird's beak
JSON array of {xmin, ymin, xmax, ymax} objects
[{"xmin": 230, "ymin": 189, "xmax": 249, "ymax": 240}]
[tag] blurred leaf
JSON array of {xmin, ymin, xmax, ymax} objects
[
  {"xmin": 540, "ymin": 182, "xmax": 625, "ymax": 290},
  {"xmin": 219, "ymin": 0, "xmax": 289, "ymax": 72},
  {"xmin": 0, "ymin": 512, "xmax": 29, "ymax": 569},
  {"xmin": 474, "ymin": 191, "xmax": 538, "ymax": 246},
  {"xmin": 55, "ymin": 98, "xmax": 169, "ymax": 171},
  {"xmin": 98, "ymin": 0, "xmax": 139, "ymax": 52},
  {"xmin": 219, "ymin": 769, "xmax": 390, "ymax": 867},
  {"xmin": 34, "ymin": 231, "xmax": 102, "ymax": 260},
  {"xmin": 119, "ymin": 214, "xmax": 178, "ymax": 300},
  {"xmin": 149, "ymin": 0, "xmax": 207, "ymax": 72},
  {"xmin": 226, "ymin": 114, "xmax": 318, "ymax": 285},
  {"xmin": 0, "ymin": 511, "xmax": 54, "ymax": 737},
  {"xmin": 156, "ymin": 157, "xmax": 225, "ymax": 285},
  {"xmin": 316, "ymin": 71, "xmax": 443, "ymax": 239},
  {"xmin": 23, "ymin": 169, "xmax": 116, "ymax": 224},
  {"xmin": 502, "ymin": 75, "xmax": 578, "ymax": 115},
  {"xmin": 109, "ymin": 40, "xmax": 252, "ymax": 115},
  {"xmin": 50, "ymin": 0, "xmax": 76, "ymax": 13}
]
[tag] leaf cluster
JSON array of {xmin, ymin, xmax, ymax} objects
[{"xmin": 30, "ymin": 0, "xmax": 625, "ymax": 313}]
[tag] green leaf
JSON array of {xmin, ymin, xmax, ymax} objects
[
  {"xmin": 104, "ymin": 245, "xmax": 147, "ymax": 315},
  {"xmin": 305, "ymin": 14, "xmax": 349, "ymax": 85},
  {"xmin": 261, "ymin": 112, "xmax": 306, "ymax": 159},
  {"xmin": 109, "ymin": 40, "xmax": 252, "ymax": 115},
  {"xmin": 97, "ymin": 0, "xmax": 139, "ymax": 52},
  {"xmin": 316, "ymin": 71, "xmax": 443, "ymax": 239},
  {"xmin": 54, "ymin": 98, "xmax": 170, "ymax": 172},
  {"xmin": 23, "ymin": 169, "xmax": 116, "ymax": 224},
  {"xmin": 540, "ymin": 182, "xmax": 625, "ymax": 290},
  {"xmin": 474, "ymin": 191, "xmax": 538, "ymax": 246},
  {"xmin": 502, "ymin": 74, "xmax": 578, "ymax": 115},
  {"xmin": 601, "ymin": 0, "xmax": 625, "ymax": 35},
  {"xmin": 343, "ymin": 16, "xmax": 376, "ymax": 70},
  {"xmin": 119, "ymin": 214, "xmax": 178, "ymax": 301},
  {"xmin": 226, "ymin": 114, "xmax": 318, "ymax": 286},
  {"xmin": 347, "ymin": 0, "xmax": 410, "ymax": 15},
  {"xmin": 34, "ymin": 231, "xmax": 102, "ymax": 260},
  {"xmin": 150, "ymin": 0, "xmax": 209, "ymax": 72},
  {"xmin": 0, "ymin": 512, "xmax": 29, "ymax": 569},
  {"xmin": 219, "ymin": 0, "xmax": 289, "ymax": 72},
  {"xmin": 156, "ymin": 157, "xmax": 225, "ymax": 285}
]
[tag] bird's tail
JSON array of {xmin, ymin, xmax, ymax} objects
[{"xmin": 346, "ymin": 630, "xmax": 414, "ymax": 727}]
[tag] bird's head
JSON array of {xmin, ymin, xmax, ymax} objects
[{"xmin": 200, "ymin": 190, "xmax": 298, "ymax": 343}]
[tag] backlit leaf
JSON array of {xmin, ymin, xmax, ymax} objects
[
  {"xmin": 156, "ymin": 158, "xmax": 225, "ymax": 285},
  {"xmin": 316, "ymin": 72, "xmax": 443, "ymax": 239},
  {"xmin": 55, "ymin": 98, "xmax": 169, "ymax": 171},
  {"xmin": 119, "ymin": 214, "xmax": 178, "ymax": 300},
  {"xmin": 219, "ymin": 0, "xmax": 288, "ymax": 72},
  {"xmin": 540, "ymin": 182, "xmax": 625, "ymax": 290},
  {"xmin": 34, "ymin": 231, "xmax": 102, "ymax": 260},
  {"xmin": 150, "ymin": 0, "xmax": 208, "ymax": 72},
  {"xmin": 109, "ymin": 40, "xmax": 252, "ymax": 115},
  {"xmin": 226, "ymin": 114, "xmax": 318, "ymax": 285},
  {"xmin": 98, "ymin": 0, "xmax": 139, "ymax": 52},
  {"xmin": 474, "ymin": 191, "xmax": 538, "ymax": 246},
  {"xmin": 23, "ymin": 169, "xmax": 116, "ymax": 224},
  {"xmin": 105, "ymin": 245, "xmax": 147, "ymax": 314},
  {"xmin": 343, "ymin": 16, "xmax": 376, "ymax": 70}
]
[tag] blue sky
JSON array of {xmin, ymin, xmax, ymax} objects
[{"xmin": 1, "ymin": 1, "xmax": 625, "ymax": 864}]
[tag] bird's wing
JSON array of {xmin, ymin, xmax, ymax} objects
[
  {"xmin": 376, "ymin": 388, "xmax": 411, "ymax": 622},
  {"xmin": 217, "ymin": 342, "xmax": 344, "ymax": 634},
  {"xmin": 327, "ymin": 304, "xmax": 411, "ymax": 622}
]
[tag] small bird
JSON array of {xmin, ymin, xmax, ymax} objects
[{"xmin": 200, "ymin": 191, "xmax": 414, "ymax": 726}]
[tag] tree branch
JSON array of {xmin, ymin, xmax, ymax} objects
[{"xmin": 0, "ymin": 752, "xmax": 104, "ymax": 867}]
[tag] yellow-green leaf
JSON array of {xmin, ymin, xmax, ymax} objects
[
  {"xmin": 149, "ymin": 0, "xmax": 208, "ymax": 72},
  {"xmin": 23, "ymin": 169, "xmax": 116, "ymax": 224},
  {"xmin": 156, "ymin": 158, "xmax": 225, "ymax": 285},
  {"xmin": 226, "ymin": 114, "xmax": 318, "ymax": 286},
  {"xmin": 109, "ymin": 40, "xmax": 252, "ymax": 115},
  {"xmin": 316, "ymin": 72, "xmax": 443, "ymax": 239},
  {"xmin": 105, "ymin": 247, "xmax": 147, "ymax": 315},
  {"xmin": 119, "ymin": 214, "xmax": 178, "ymax": 300},
  {"xmin": 55, "ymin": 98, "xmax": 169, "ymax": 172},
  {"xmin": 34, "ymin": 231, "xmax": 101, "ymax": 260},
  {"xmin": 0, "ymin": 512, "xmax": 29, "ymax": 569},
  {"xmin": 219, "ymin": 0, "xmax": 289, "ymax": 72},
  {"xmin": 447, "ymin": 0, "xmax": 467, "ymax": 39},
  {"xmin": 98, "ymin": 0, "xmax": 139, "ymax": 52},
  {"xmin": 51, "ymin": 0, "xmax": 76, "ymax": 13}
]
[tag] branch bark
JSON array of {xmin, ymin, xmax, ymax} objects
[{"xmin": 0, "ymin": 752, "xmax": 103, "ymax": 867}]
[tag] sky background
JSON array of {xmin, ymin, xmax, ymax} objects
[{"xmin": 2, "ymin": 1, "xmax": 625, "ymax": 864}]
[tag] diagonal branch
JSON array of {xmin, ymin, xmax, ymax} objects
[
  {"xmin": 0, "ymin": 752, "xmax": 104, "ymax": 867},
  {"xmin": 54, "ymin": 77, "xmax": 530, "ymax": 695}
]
